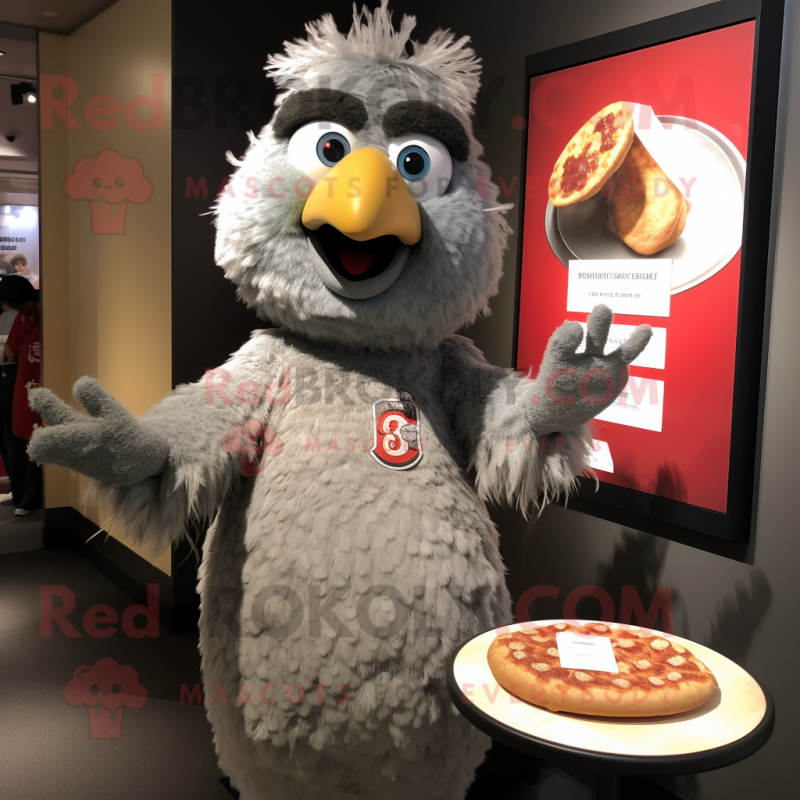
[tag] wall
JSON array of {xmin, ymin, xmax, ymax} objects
[
  {"xmin": 171, "ymin": 0, "xmax": 330, "ymax": 385},
  {"xmin": 39, "ymin": 0, "xmax": 172, "ymax": 573},
  {"xmin": 39, "ymin": 32, "xmax": 71, "ymax": 508}
]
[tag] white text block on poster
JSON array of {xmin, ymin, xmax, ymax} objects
[
  {"xmin": 567, "ymin": 259, "xmax": 672, "ymax": 317},
  {"xmin": 587, "ymin": 439, "xmax": 614, "ymax": 473},
  {"xmin": 596, "ymin": 376, "xmax": 664, "ymax": 432},
  {"xmin": 576, "ymin": 323, "xmax": 667, "ymax": 370}
]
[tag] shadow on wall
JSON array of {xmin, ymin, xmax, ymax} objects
[
  {"xmin": 657, "ymin": 569, "xmax": 772, "ymax": 800},
  {"xmin": 604, "ymin": 455, "xmax": 687, "ymax": 503},
  {"xmin": 706, "ymin": 568, "xmax": 772, "ymax": 665},
  {"xmin": 592, "ymin": 528, "xmax": 688, "ymax": 635},
  {"xmin": 654, "ymin": 462, "xmax": 687, "ymax": 504}
]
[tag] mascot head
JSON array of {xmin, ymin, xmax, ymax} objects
[{"xmin": 215, "ymin": 0, "xmax": 510, "ymax": 351}]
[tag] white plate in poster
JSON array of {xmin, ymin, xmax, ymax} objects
[{"xmin": 544, "ymin": 117, "xmax": 746, "ymax": 295}]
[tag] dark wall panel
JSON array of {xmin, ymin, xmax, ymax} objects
[
  {"xmin": 171, "ymin": 0, "xmax": 531, "ymax": 384},
  {"xmin": 172, "ymin": 0, "xmax": 339, "ymax": 386}
]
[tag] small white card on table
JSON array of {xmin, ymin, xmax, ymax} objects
[{"xmin": 556, "ymin": 631, "xmax": 619, "ymax": 672}]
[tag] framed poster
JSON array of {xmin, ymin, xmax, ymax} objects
[
  {"xmin": 513, "ymin": 0, "xmax": 785, "ymax": 541},
  {"xmin": 0, "ymin": 204, "xmax": 40, "ymax": 288}
]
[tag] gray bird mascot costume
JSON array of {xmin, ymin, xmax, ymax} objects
[{"xmin": 30, "ymin": 3, "xmax": 650, "ymax": 798}]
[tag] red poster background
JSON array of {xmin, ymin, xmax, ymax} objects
[{"xmin": 517, "ymin": 22, "xmax": 756, "ymax": 513}]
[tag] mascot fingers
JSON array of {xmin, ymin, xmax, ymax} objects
[
  {"xmin": 543, "ymin": 320, "xmax": 584, "ymax": 362},
  {"xmin": 28, "ymin": 421, "xmax": 105, "ymax": 471},
  {"xmin": 583, "ymin": 304, "xmax": 613, "ymax": 356},
  {"xmin": 612, "ymin": 324, "xmax": 653, "ymax": 365},
  {"xmin": 28, "ymin": 387, "xmax": 84, "ymax": 426},
  {"xmin": 73, "ymin": 376, "xmax": 132, "ymax": 420}
]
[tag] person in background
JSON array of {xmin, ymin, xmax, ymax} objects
[
  {"xmin": 0, "ymin": 304, "xmax": 19, "ymax": 504},
  {"xmin": 10, "ymin": 254, "xmax": 28, "ymax": 276},
  {"xmin": 0, "ymin": 275, "xmax": 42, "ymax": 515},
  {"xmin": 10, "ymin": 256, "xmax": 41, "ymax": 289},
  {"xmin": 0, "ymin": 257, "xmax": 14, "ymax": 277}
]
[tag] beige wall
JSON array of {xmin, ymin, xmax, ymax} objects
[
  {"xmin": 39, "ymin": 0, "xmax": 172, "ymax": 573},
  {"xmin": 39, "ymin": 32, "xmax": 71, "ymax": 509}
]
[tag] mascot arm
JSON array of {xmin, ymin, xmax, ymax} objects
[
  {"xmin": 441, "ymin": 305, "xmax": 651, "ymax": 513},
  {"xmin": 28, "ymin": 338, "xmax": 276, "ymax": 555}
]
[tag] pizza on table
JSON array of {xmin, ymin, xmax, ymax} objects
[{"xmin": 487, "ymin": 622, "xmax": 718, "ymax": 718}]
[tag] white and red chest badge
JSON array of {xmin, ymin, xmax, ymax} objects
[{"xmin": 370, "ymin": 392, "xmax": 422, "ymax": 471}]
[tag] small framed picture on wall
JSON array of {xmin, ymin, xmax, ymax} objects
[{"xmin": 513, "ymin": 0, "xmax": 786, "ymax": 542}]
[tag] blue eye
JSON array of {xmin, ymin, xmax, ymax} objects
[
  {"xmin": 396, "ymin": 145, "xmax": 431, "ymax": 181},
  {"xmin": 316, "ymin": 133, "xmax": 351, "ymax": 167}
]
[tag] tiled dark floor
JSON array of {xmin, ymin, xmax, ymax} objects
[
  {"xmin": 0, "ymin": 506, "xmax": 43, "ymax": 554},
  {"xmin": 1, "ymin": 546, "xmax": 677, "ymax": 800},
  {"xmin": 0, "ymin": 547, "xmax": 222, "ymax": 800}
]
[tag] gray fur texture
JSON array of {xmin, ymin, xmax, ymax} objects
[
  {"xmin": 213, "ymin": 4, "xmax": 509, "ymax": 352},
  {"xmin": 29, "ymin": 376, "xmax": 169, "ymax": 485},
  {"xmin": 27, "ymin": 4, "xmax": 651, "ymax": 798}
]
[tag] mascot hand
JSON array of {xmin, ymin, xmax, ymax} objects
[
  {"xmin": 27, "ymin": 377, "xmax": 170, "ymax": 485},
  {"xmin": 529, "ymin": 305, "xmax": 651, "ymax": 435}
]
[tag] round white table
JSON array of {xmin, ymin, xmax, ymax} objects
[{"xmin": 447, "ymin": 620, "xmax": 774, "ymax": 800}]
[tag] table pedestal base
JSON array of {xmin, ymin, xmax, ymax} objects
[{"xmin": 593, "ymin": 771, "xmax": 620, "ymax": 800}]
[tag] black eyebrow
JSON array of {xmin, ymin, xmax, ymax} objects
[
  {"xmin": 272, "ymin": 89, "xmax": 369, "ymax": 140},
  {"xmin": 382, "ymin": 101, "xmax": 470, "ymax": 161}
]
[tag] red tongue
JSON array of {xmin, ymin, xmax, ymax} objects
[{"xmin": 339, "ymin": 249, "xmax": 375, "ymax": 276}]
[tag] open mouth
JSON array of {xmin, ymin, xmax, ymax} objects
[
  {"xmin": 303, "ymin": 223, "xmax": 412, "ymax": 300},
  {"xmin": 305, "ymin": 224, "xmax": 401, "ymax": 282}
]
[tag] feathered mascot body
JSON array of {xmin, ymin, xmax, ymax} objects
[{"xmin": 30, "ymin": 3, "xmax": 650, "ymax": 798}]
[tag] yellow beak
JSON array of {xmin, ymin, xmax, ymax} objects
[{"xmin": 301, "ymin": 147, "xmax": 422, "ymax": 246}]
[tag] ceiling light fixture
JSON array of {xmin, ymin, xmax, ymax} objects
[{"xmin": 10, "ymin": 83, "xmax": 36, "ymax": 106}]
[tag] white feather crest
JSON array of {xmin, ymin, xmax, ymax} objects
[{"xmin": 266, "ymin": 0, "xmax": 481, "ymax": 117}]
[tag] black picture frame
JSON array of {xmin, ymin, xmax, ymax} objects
[{"xmin": 511, "ymin": 0, "xmax": 786, "ymax": 547}]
